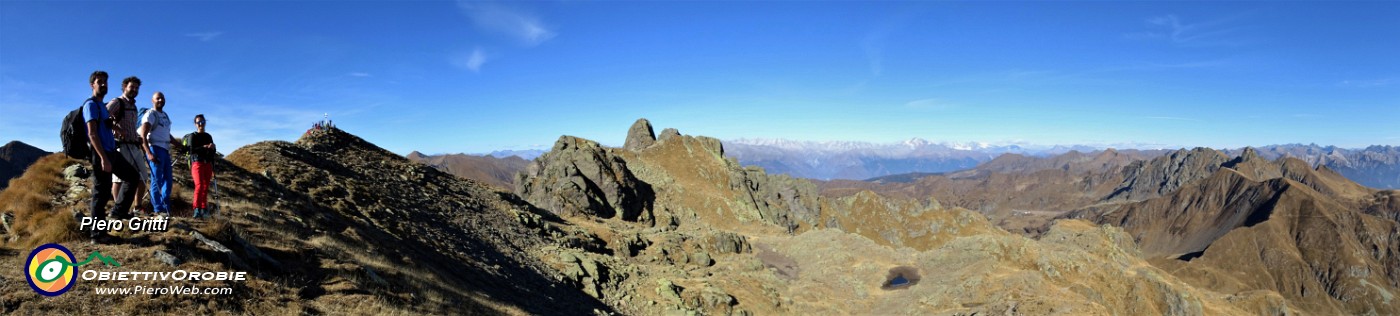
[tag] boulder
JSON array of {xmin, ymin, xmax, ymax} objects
[
  {"xmin": 153, "ymin": 250, "xmax": 181, "ymax": 267},
  {"xmin": 691, "ymin": 252, "xmax": 714, "ymax": 267},
  {"xmin": 624, "ymin": 118, "xmax": 657, "ymax": 151},
  {"xmin": 704, "ymin": 231, "xmax": 752, "ymax": 254},
  {"xmin": 656, "ymin": 279, "xmax": 683, "ymax": 302}
]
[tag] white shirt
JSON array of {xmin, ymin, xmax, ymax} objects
[{"xmin": 141, "ymin": 109, "xmax": 172, "ymax": 149}]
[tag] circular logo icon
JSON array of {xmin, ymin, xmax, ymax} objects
[{"xmin": 26, "ymin": 243, "xmax": 77, "ymax": 297}]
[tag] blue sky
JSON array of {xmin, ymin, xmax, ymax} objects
[{"xmin": 2, "ymin": 1, "xmax": 1397, "ymax": 155}]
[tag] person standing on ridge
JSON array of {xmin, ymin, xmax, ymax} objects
[
  {"xmin": 107, "ymin": 76, "xmax": 149, "ymax": 216},
  {"xmin": 139, "ymin": 91, "xmax": 173, "ymax": 217},
  {"xmin": 189, "ymin": 114, "xmax": 217, "ymax": 218},
  {"xmin": 84, "ymin": 71, "xmax": 142, "ymax": 241}
]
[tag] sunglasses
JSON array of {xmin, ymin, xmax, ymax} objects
[{"xmin": 195, "ymin": 121, "xmax": 206, "ymax": 125}]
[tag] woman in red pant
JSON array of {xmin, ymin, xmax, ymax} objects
[{"xmin": 189, "ymin": 114, "xmax": 216, "ymax": 218}]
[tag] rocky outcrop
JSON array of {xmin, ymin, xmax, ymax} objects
[
  {"xmin": 726, "ymin": 166, "xmax": 820, "ymax": 232},
  {"xmin": 657, "ymin": 128, "xmax": 681, "ymax": 143},
  {"xmin": 625, "ymin": 124, "xmax": 821, "ymax": 232},
  {"xmin": 624, "ymin": 118, "xmax": 657, "ymax": 151},
  {"xmin": 515, "ymin": 136, "xmax": 655, "ymax": 222}
]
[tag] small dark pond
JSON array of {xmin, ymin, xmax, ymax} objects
[{"xmin": 881, "ymin": 266, "xmax": 921, "ymax": 290}]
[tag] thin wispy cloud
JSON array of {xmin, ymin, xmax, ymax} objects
[
  {"xmin": 1090, "ymin": 59, "xmax": 1231, "ymax": 75},
  {"xmin": 185, "ymin": 31, "xmax": 223, "ymax": 42},
  {"xmin": 456, "ymin": 1, "xmax": 555, "ymax": 46},
  {"xmin": 1143, "ymin": 116, "xmax": 1206, "ymax": 123},
  {"xmin": 1338, "ymin": 78, "xmax": 1396, "ymax": 88},
  {"xmin": 858, "ymin": 10, "xmax": 922, "ymax": 78},
  {"xmin": 451, "ymin": 47, "xmax": 489, "ymax": 72},
  {"xmin": 860, "ymin": 32, "xmax": 887, "ymax": 77},
  {"xmin": 1128, "ymin": 14, "xmax": 1250, "ymax": 47},
  {"xmin": 348, "ymin": 72, "xmax": 372, "ymax": 77},
  {"xmin": 905, "ymin": 98, "xmax": 958, "ymax": 111}
]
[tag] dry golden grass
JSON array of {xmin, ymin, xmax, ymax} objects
[{"xmin": 1, "ymin": 154, "xmax": 82, "ymax": 249}]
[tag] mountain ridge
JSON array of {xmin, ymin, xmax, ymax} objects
[
  {"xmin": 404, "ymin": 151, "xmax": 529, "ymax": 189},
  {"xmin": 726, "ymin": 138, "xmax": 1400, "ymax": 188},
  {"xmin": 4, "ymin": 120, "xmax": 1391, "ymax": 314},
  {"xmin": 0, "ymin": 140, "xmax": 50, "ymax": 190}
]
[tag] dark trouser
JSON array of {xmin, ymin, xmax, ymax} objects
[{"xmin": 90, "ymin": 148, "xmax": 141, "ymax": 225}]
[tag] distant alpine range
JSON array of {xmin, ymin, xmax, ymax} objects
[{"xmin": 722, "ymin": 138, "xmax": 1400, "ymax": 189}]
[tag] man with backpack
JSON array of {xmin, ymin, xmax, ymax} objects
[
  {"xmin": 107, "ymin": 76, "xmax": 149, "ymax": 217},
  {"xmin": 139, "ymin": 92, "xmax": 172, "ymax": 217},
  {"xmin": 82, "ymin": 71, "xmax": 142, "ymax": 241}
]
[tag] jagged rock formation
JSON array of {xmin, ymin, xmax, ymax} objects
[
  {"xmin": 619, "ymin": 127, "xmax": 821, "ymax": 232},
  {"xmin": 1108, "ymin": 147, "xmax": 1231, "ymax": 201},
  {"xmin": 515, "ymin": 136, "xmax": 655, "ymax": 222},
  {"xmin": 0, "ymin": 140, "xmax": 50, "ymax": 190},
  {"xmin": 624, "ymin": 118, "xmax": 657, "ymax": 151}
]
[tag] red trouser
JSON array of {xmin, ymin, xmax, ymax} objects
[{"xmin": 192, "ymin": 161, "xmax": 213, "ymax": 208}]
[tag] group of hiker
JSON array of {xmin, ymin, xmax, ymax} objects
[{"xmin": 75, "ymin": 70, "xmax": 217, "ymax": 241}]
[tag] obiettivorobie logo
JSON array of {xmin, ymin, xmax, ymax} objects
[{"xmin": 25, "ymin": 243, "xmax": 120, "ymax": 296}]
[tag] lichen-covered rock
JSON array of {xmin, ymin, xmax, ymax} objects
[
  {"xmin": 656, "ymin": 279, "xmax": 683, "ymax": 303},
  {"xmin": 683, "ymin": 285, "xmax": 736, "ymax": 313},
  {"xmin": 704, "ymin": 231, "xmax": 752, "ymax": 254}
]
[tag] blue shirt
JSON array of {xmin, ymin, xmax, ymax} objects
[{"xmin": 84, "ymin": 97, "xmax": 115, "ymax": 152}]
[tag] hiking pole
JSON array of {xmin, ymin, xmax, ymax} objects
[{"xmin": 209, "ymin": 163, "xmax": 218, "ymax": 219}]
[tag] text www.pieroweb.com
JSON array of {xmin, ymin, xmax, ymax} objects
[{"xmin": 94, "ymin": 285, "xmax": 233, "ymax": 295}]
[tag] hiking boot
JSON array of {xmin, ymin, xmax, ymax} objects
[{"xmin": 89, "ymin": 230, "xmax": 117, "ymax": 244}]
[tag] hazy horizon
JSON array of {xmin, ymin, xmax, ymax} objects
[{"xmin": 3, "ymin": 1, "xmax": 1397, "ymax": 155}]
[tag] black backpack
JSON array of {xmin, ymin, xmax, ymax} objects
[
  {"xmin": 60, "ymin": 105, "xmax": 90, "ymax": 160},
  {"xmin": 182, "ymin": 132, "xmax": 195, "ymax": 163}
]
